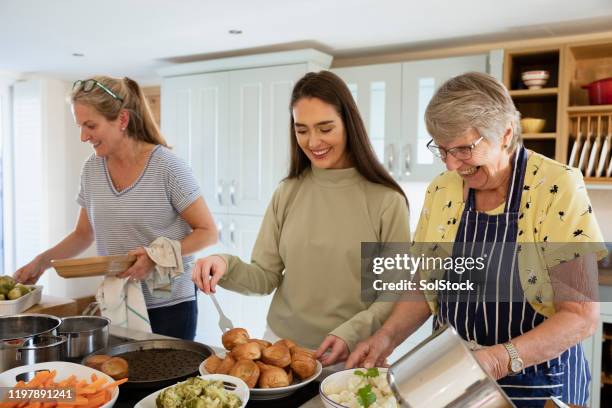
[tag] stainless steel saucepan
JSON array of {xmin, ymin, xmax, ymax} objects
[
  {"xmin": 388, "ymin": 325, "xmax": 515, "ymax": 408},
  {"xmin": 58, "ymin": 316, "xmax": 110, "ymax": 359},
  {"xmin": 0, "ymin": 314, "xmax": 62, "ymax": 371}
]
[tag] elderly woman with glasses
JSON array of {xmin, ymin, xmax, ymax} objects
[
  {"xmin": 14, "ymin": 76, "xmax": 218, "ymax": 340},
  {"xmin": 345, "ymin": 72, "xmax": 606, "ymax": 407}
]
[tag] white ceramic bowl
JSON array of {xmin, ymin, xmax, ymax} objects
[
  {"xmin": 319, "ymin": 367, "xmax": 398, "ymax": 408},
  {"xmin": 0, "ymin": 361, "xmax": 119, "ymax": 408},
  {"xmin": 199, "ymin": 358, "xmax": 322, "ymax": 400},
  {"xmin": 521, "ymin": 70, "xmax": 550, "ymax": 89},
  {"xmin": 134, "ymin": 374, "xmax": 249, "ymax": 408}
]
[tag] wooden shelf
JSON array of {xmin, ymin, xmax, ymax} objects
[
  {"xmin": 584, "ymin": 177, "xmax": 612, "ymax": 184},
  {"xmin": 604, "ymin": 332, "xmax": 612, "ymax": 341},
  {"xmin": 522, "ymin": 133, "xmax": 556, "ymax": 140},
  {"xmin": 509, "ymin": 88, "xmax": 559, "ymax": 98},
  {"xmin": 602, "ymin": 374, "xmax": 612, "ymax": 386},
  {"xmin": 567, "ymin": 105, "xmax": 612, "ymax": 114}
]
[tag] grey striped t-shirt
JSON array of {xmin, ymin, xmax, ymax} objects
[{"xmin": 77, "ymin": 145, "xmax": 201, "ymax": 309}]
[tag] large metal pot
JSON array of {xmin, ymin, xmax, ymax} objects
[
  {"xmin": 0, "ymin": 314, "xmax": 62, "ymax": 371},
  {"xmin": 58, "ymin": 316, "xmax": 110, "ymax": 358},
  {"xmin": 387, "ymin": 325, "xmax": 515, "ymax": 408}
]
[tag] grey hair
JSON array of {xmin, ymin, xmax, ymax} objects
[{"xmin": 424, "ymin": 72, "xmax": 522, "ymax": 151}]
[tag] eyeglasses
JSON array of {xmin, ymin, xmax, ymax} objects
[
  {"xmin": 73, "ymin": 79, "xmax": 123, "ymax": 102},
  {"xmin": 426, "ymin": 136, "xmax": 484, "ymax": 160}
]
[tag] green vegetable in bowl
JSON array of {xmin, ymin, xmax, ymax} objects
[
  {"xmin": 156, "ymin": 377, "xmax": 241, "ymax": 408},
  {"xmin": 15, "ymin": 284, "xmax": 31, "ymax": 295},
  {"xmin": 0, "ymin": 294, "xmax": 5, "ymax": 301},
  {"xmin": 0, "ymin": 275, "xmax": 16, "ymax": 295},
  {"xmin": 7, "ymin": 287, "xmax": 23, "ymax": 300}
]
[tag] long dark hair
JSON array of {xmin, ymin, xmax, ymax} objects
[{"xmin": 287, "ymin": 70, "xmax": 407, "ymax": 203}]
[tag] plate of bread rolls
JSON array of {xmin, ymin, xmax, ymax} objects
[{"xmin": 200, "ymin": 328, "xmax": 322, "ymax": 400}]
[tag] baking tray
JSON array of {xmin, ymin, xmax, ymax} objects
[{"xmin": 83, "ymin": 339, "xmax": 213, "ymax": 389}]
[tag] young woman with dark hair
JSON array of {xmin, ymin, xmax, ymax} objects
[{"xmin": 192, "ymin": 70, "xmax": 410, "ymax": 365}]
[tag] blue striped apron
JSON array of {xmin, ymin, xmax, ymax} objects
[{"xmin": 433, "ymin": 146, "xmax": 590, "ymax": 407}]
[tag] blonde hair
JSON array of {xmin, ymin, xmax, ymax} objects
[
  {"xmin": 425, "ymin": 72, "xmax": 521, "ymax": 151},
  {"xmin": 70, "ymin": 75, "xmax": 167, "ymax": 146}
]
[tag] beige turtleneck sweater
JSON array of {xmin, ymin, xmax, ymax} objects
[{"xmin": 218, "ymin": 166, "xmax": 410, "ymax": 350}]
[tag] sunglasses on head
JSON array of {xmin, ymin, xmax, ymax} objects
[{"xmin": 73, "ymin": 79, "xmax": 123, "ymax": 102}]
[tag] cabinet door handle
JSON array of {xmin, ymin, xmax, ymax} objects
[
  {"xmin": 217, "ymin": 221, "xmax": 224, "ymax": 244},
  {"xmin": 403, "ymin": 144, "xmax": 411, "ymax": 177},
  {"xmin": 217, "ymin": 181, "xmax": 224, "ymax": 206},
  {"xmin": 229, "ymin": 220, "xmax": 236, "ymax": 246},
  {"xmin": 230, "ymin": 180, "xmax": 237, "ymax": 206},
  {"xmin": 387, "ymin": 144, "xmax": 395, "ymax": 176}
]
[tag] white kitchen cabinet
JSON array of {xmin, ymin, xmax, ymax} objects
[
  {"xmin": 332, "ymin": 63, "xmax": 403, "ymax": 177},
  {"xmin": 226, "ymin": 64, "xmax": 304, "ymax": 216},
  {"xmin": 400, "ymin": 54, "xmax": 488, "ymax": 181},
  {"xmin": 162, "ymin": 72, "xmax": 230, "ymax": 215}
]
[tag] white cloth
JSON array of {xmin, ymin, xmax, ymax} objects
[
  {"xmin": 96, "ymin": 237, "xmax": 183, "ymax": 332},
  {"xmin": 143, "ymin": 237, "xmax": 183, "ymax": 299},
  {"xmin": 96, "ymin": 278, "xmax": 152, "ymax": 332}
]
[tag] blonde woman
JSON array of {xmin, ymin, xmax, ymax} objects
[{"xmin": 15, "ymin": 76, "xmax": 217, "ymax": 339}]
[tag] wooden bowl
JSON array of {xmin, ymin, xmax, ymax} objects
[{"xmin": 51, "ymin": 255, "xmax": 136, "ymax": 278}]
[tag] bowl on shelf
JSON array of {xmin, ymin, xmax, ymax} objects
[
  {"xmin": 520, "ymin": 118, "xmax": 546, "ymax": 134},
  {"xmin": 521, "ymin": 70, "xmax": 550, "ymax": 89}
]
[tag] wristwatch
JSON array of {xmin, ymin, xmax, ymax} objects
[{"xmin": 503, "ymin": 342, "xmax": 524, "ymax": 375}]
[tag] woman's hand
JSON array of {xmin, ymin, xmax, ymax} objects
[
  {"xmin": 316, "ymin": 335, "xmax": 349, "ymax": 367},
  {"xmin": 191, "ymin": 255, "xmax": 227, "ymax": 294},
  {"xmin": 473, "ymin": 345, "xmax": 508, "ymax": 380},
  {"xmin": 345, "ymin": 329, "xmax": 395, "ymax": 369},
  {"xmin": 14, "ymin": 256, "xmax": 47, "ymax": 284},
  {"xmin": 117, "ymin": 247, "xmax": 155, "ymax": 281}
]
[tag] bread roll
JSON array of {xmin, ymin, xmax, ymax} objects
[
  {"xmin": 100, "ymin": 357, "xmax": 129, "ymax": 380},
  {"xmin": 216, "ymin": 354, "xmax": 236, "ymax": 375},
  {"xmin": 275, "ymin": 339, "xmax": 297, "ymax": 350},
  {"xmin": 222, "ymin": 328, "xmax": 249, "ymax": 350},
  {"xmin": 84, "ymin": 355, "xmax": 111, "ymax": 371},
  {"xmin": 290, "ymin": 353, "xmax": 317, "ymax": 379},
  {"xmin": 255, "ymin": 360, "xmax": 273, "ymax": 372},
  {"xmin": 203, "ymin": 354, "xmax": 223, "ymax": 374},
  {"xmin": 258, "ymin": 366, "xmax": 290, "ymax": 388},
  {"xmin": 261, "ymin": 344, "xmax": 291, "ymax": 368},
  {"xmin": 231, "ymin": 341, "xmax": 261, "ymax": 360},
  {"xmin": 285, "ymin": 366, "xmax": 294, "ymax": 384},
  {"xmin": 248, "ymin": 339, "xmax": 272, "ymax": 351},
  {"xmin": 229, "ymin": 359, "xmax": 260, "ymax": 388},
  {"xmin": 291, "ymin": 346, "xmax": 316, "ymax": 359}
]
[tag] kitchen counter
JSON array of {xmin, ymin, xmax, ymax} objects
[
  {"xmin": 109, "ymin": 325, "xmax": 327, "ymax": 407},
  {"xmin": 24, "ymin": 295, "xmax": 77, "ymax": 316}
]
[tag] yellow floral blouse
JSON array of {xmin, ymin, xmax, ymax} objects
[{"xmin": 414, "ymin": 150, "xmax": 607, "ymax": 317}]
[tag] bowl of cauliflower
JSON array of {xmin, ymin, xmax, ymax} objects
[{"xmin": 320, "ymin": 367, "xmax": 399, "ymax": 408}]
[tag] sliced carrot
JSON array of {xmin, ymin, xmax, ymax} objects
[
  {"xmin": 101, "ymin": 378, "xmax": 127, "ymax": 390},
  {"xmin": 57, "ymin": 375, "xmax": 76, "ymax": 388}
]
